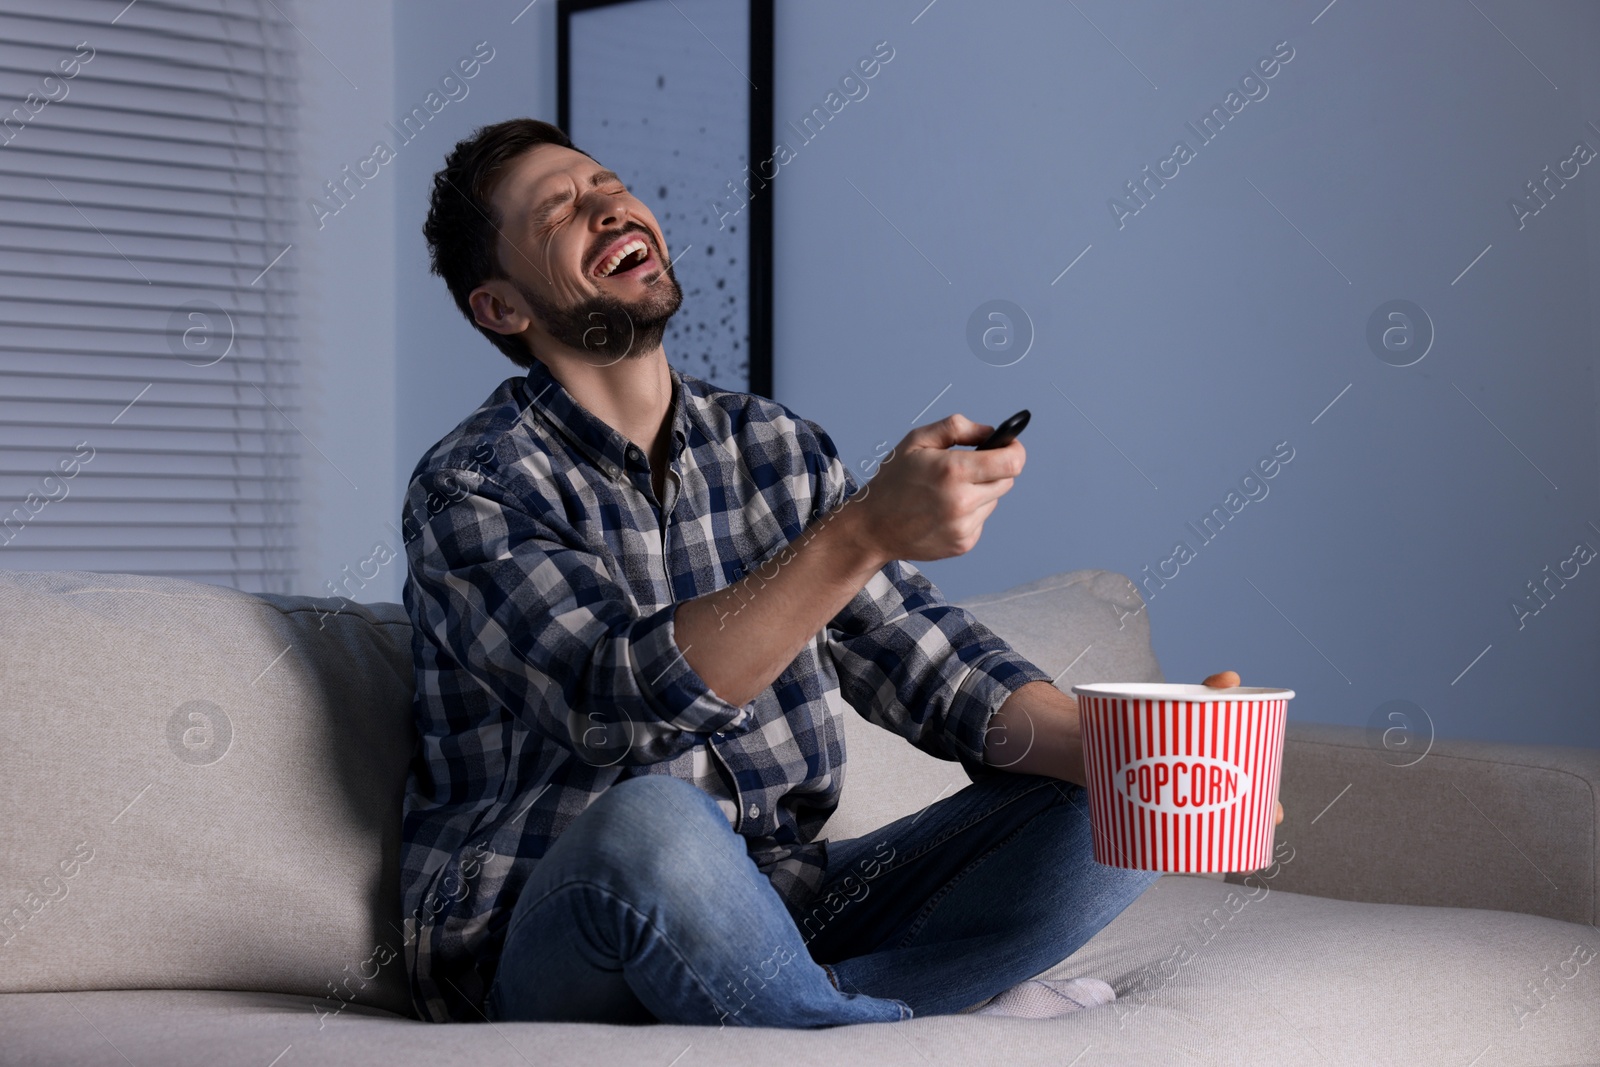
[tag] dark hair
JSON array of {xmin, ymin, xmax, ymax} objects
[{"xmin": 422, "ymin": 118, "xmax": 593, "ymax": 368}]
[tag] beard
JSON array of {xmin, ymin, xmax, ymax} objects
[{"xmin": 513, "ymin": 240, "xmax": 684, "ymax": 365}]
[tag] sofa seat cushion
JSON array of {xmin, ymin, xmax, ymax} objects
[
  {"xmin": 3, "ymin": 876, "xmax": 1592, "ymax": 1066},
  {"xmin": 1049, "ymin": 873, "xmax": 1600, "ymax": 1064}
]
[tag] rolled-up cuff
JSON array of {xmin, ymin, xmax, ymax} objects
[
  {"xmin": 631, "ymin": 601, "xmax": 753, "ymax": 735},
  {"xmin": 946, "ymin": 649, "xmax": 1054, "ymax": 776}
]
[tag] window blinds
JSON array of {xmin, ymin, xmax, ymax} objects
[{"xmin": 0, "ymin": 0, "xmax": 300, "ymax": 592}]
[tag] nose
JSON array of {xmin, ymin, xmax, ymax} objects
[{"xmin": 590, "ymin": 189, "xmax": 631, "ymax": 230}]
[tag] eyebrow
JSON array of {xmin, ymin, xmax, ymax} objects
[{"xmin": 529, "ymin": 169, "xmax": 624, "ymax": 226}]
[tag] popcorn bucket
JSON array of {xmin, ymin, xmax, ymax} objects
[{"xmin": 1071, "ymin": 683, "xmax": 1294, "ymax": 873}]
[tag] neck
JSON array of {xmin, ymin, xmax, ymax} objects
[{"xmin": 532, "ymin": 345, "xmax": 674, "ymax": 457}]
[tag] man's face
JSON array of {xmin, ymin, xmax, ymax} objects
[{"xmin": 476, "ymin": 144, "xmax": 683, "ymax": 364}]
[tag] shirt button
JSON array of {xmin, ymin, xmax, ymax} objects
[
  {"xmin": 627, "ymin": 445, "xmax": 641, "ymax": 460},
  {"xmin": 603, "ymin": 463, "xmax": 619, "ymax": 478},
  {"xmin": 748, "ymin": 803, "xmax": 760, "ymax": 818}
]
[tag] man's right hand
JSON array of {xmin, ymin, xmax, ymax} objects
[
  {"xmin": 849, "ymin": 413, "xmax": 1025, "ymax": 563},
  {"xmin": 674, "ymin": 412, "xmax": 1023, "ymax": 708}
]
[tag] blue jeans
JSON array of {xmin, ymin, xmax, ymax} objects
[{"xmin": 483, "ymin": 771, "xmax": 1160, "ymax": 1027}]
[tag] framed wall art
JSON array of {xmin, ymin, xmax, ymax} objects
[{"xmin": 558, "ymin": 0, "xmax": 774, "ymax": 396}]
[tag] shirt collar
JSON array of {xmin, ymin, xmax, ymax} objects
[{"xmin": 517, "ymin": 357, "xmax": 690, "ymax": 479}]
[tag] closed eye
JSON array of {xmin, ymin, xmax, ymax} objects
[
  {"xmin": 543, "ymin": 186, "xmax": 629, "ymax": 229},
  {"xmin": 533, "ymin": 166, "xmax": 633, "ymax": 236}
]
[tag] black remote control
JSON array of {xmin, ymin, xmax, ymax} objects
[{"xmin": 975, "ymin": 409, "xmax": 1030, "ymax": 450}]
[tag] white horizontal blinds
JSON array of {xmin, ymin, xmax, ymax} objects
[{"xmin": 0, "ymin": 0, "xmax": 299, "ymax": 592}]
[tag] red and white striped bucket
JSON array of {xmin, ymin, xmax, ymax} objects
[{"xmin": 1071, "ymin": 683, "xmax": 1294, "ymax": 873}]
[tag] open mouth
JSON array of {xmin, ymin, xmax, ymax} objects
[{"xmin": 593, "ymin": 236, "xmax": 654, "ymax": 280}]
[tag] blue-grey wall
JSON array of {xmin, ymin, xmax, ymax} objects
[
  {"xmin": 394, "ymin": 1, "xmax": 1600, "ymax": 750},
  {"xmin": 295, "ymin": 0, "xmax": 401, "ymax": 606},
  {"xmin": 394, "ymin": 2, "xmax": 556, "ymax": 504}
]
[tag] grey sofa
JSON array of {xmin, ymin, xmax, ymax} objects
[{"xmin": 2, "ymin": 567, "xmax": 1596, "ymax": 1066}]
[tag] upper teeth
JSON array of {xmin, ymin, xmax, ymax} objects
[{"xmin": 597, "ymin": 238, "xmax": 648, "ymax": 277}]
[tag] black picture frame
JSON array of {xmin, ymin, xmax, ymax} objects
[{"xmin": 557, "ymin": 0, "xmax": 774, "ymax": 398}]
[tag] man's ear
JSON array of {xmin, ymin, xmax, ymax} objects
[{"xmin": 468, "ymin": 280, "xmax": 532, "ymax": 337}]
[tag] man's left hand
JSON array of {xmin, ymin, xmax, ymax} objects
[{"xmin": 1202, "ymin": 670, "xmax": 1285, "ymax": 827}]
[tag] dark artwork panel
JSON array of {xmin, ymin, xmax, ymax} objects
[{"xmin": 560, "ymin": 0, "xmax": 770, "ymax": 395}]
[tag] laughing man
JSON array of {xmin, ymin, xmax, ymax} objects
[{"xmin": 397, "ymin": 118, "xmax": 1275, "ymax": 1027}]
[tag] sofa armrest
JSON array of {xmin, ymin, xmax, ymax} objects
[{"xmin": 1226, "ymin": 721, "xmax": 1599, "ymax": 925}]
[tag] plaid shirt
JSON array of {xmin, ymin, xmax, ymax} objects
[{"xmin": 397, "ymin": 357, "xmax": 1052, "ymax": 1023}]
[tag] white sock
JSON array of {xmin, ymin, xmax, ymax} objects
[{"xmin": 972, "ymin": 976, "xmax": 1117, "ymax": 1019}]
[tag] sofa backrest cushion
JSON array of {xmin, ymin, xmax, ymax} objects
[
  {"xmin": 0, "ymin": 570, "xmax": 415, "ymax": 1015},
  {"xmin": 820, "ymin": 568, "xmax": 1164, "ymax": 842}
]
